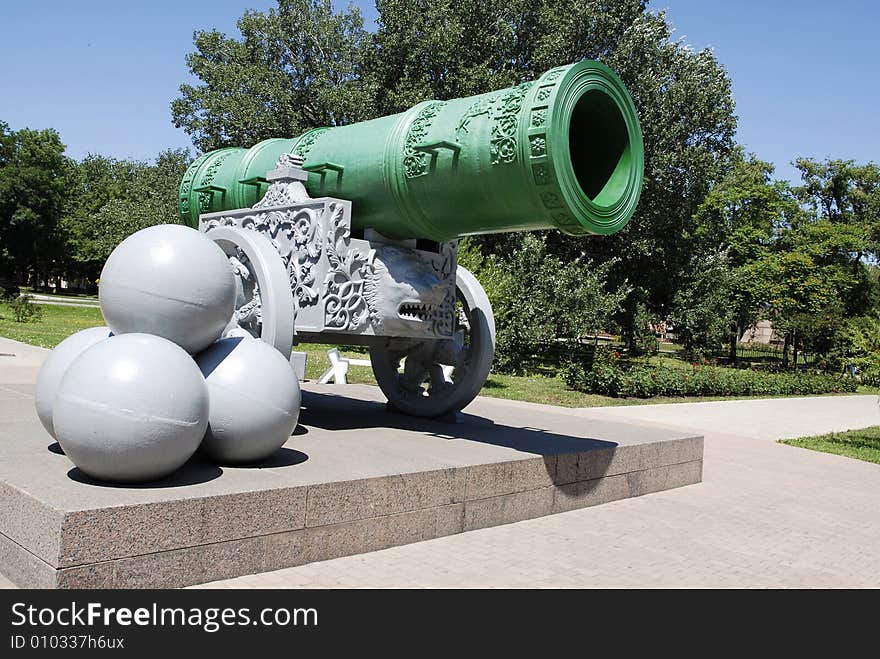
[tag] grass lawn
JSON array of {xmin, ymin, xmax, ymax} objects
[
  {"xmin": 780, "ymin": 426, "xmax": 880, "ymax": 465},
  {"xmin": 0, "ymin": 302, "xmax": 106, "ymax": 349},
  {"xmin": 2, "ymin": 301, "xmax": 876, "ymax": 407}
]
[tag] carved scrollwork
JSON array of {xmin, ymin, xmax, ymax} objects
[
  {"xmin": 288, "ymin": 208, "xmax": 321, "ymax": 307},
  {"xmin": 543, "ymin": 67, "xmax": 566, "ymax": 82},
  {"xmin": 432, "ymin": 240, "xmax": 458, "ymax": 281},
  {"xmin": 322, "ymin": 203, "xmax": 374, "ymax": 330},
  {"xmin": 293, "ymin": 128, "xmax": 329, "ymax": 160},
  {"xmin": 403, "ymin": 101, "xmax": 447, "ymax": 178},
  {"xmin": 227, "ymin": 250, "xmax": 262, "ymax": 332},
  {"xmin": 277, "ymin": 153, "xmax": 303, "ymax": 168},
  {"xmin": 204, "ymin": 205, "xmax": 325, "ymax": 319},
  {"xmin": 254, "ymin": 181, "xmax": 308, "ymax": 209},
  {"xmin": 456, "ymin": 97, "xmax": 491, "ymax": 136},
  {"xmin": 489, "ymin": 82, "xmax": 533, "ymax": 165},
  {"xmin": 455, "ymin": 82, "xmax": 534, "ymax": 166},
  {"xmin": 179, "ymin": 153, "xmax": 210, "ymax": 219},
  {"xmin": 428, "ymin": 241, "xmax": 458, "ymax": 336}
]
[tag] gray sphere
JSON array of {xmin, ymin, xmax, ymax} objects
[
  {"xmin": 34, "ymin": 326, "xmax": 113, "ymax": 439},
  {"xmin": 194, "ymin": 337, "xmax": 301, "ymax": 463},
  {"xmin": 52, "ymin": 333, "xmax": 209, "ymax": 483},
  {"xmin": 99, "ymin": 224, "xmax": 236, "ymax": 354}
]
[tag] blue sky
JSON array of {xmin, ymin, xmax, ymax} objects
[{"xmin": 1, "ymin": 1, "xmax": 876, "ymax": 183}]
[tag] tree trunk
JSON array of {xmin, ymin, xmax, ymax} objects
[
  {"xmin": 729, "ymin": 322, "xmax": 738, "ymax": 364},
  {"xmin": 782, "ymin": 333, "xmax": 791, "ymax": 369},
  {"xmin": 792, "ymin": 331, "xmax": 799, "ymax": 370}
]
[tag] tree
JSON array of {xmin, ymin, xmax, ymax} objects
[
  {"xmin": 62, "ymin": 149, "xmax": 192, "ymax": 281},
  {"xmin": 458, "ymin": 234, "xmax": 629, "ymax": 373},
  {"xmin": 0, "ymin": 125, "xmax": 72, "ymax": 284},
  {"xmin": 830, "ymin": 314, "xmax": 880, "ymax": 384},
  {"xmin": 369, "ymin": 0, "xmax": 532, "ymax": 114},
  {"xmin": 793, "ymin": 158, "xmax": 879, "ymax": 310},
  {"xmin": 795, "ymin": 158, "xmax": 879, "ymax": 236},
  {"xmin": 371, "ymin": 2, "xmax": 738, "ymax": 321},
  {"xmin": 673, "ymin": 155, "xmax": 877, "ymax": 367},
  {"xmin": 670, "ymin": 252, "xmax": 737, "ymax": 360},
  {"xmin": 171, "ymin": 0, "xmax": 375, "ymax": 151},
  {"xmin": 674, "ymin": 155, "xmax": 798, "ymax": 360}
]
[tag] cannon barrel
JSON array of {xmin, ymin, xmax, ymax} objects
[{"xmin": 179, "ymin": 60, "xmax": 643, "ymax": 241}]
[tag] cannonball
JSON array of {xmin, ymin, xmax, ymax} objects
[
  {"xmin": 194, "ymin": 337, "xmax": 301, "ymax": 463},
  {"xmin": 34, "ymin": 326, "xmax": 113, "ymax": 439},
  {"xmin": 52, "ymin": 333, "xmax": 209, "ymax": 483},
  {"xmin": 99, "ymin": 224, "xmax": 236, "ymax": 353}
]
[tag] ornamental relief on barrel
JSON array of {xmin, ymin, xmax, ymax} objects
[
  {"xmin": 179, "ymin": 155, "xmax": 208, "ymax": 217},
  {"xmin": 455, "ymin": 81, "xmax": 535, "ymax": 166},
  {"xmin": 197, "ymin": 152, "xmax": 232, "ymax": 212},
  {"xmin": 293, "ymin": 128, "xmax": 330, "ymax": 161},
  {"xmin": 403, "ymin": 101, "xmax": 448, "ymax": 179}
]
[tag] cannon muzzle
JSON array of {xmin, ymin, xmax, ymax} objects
[{"xmin": 179, "ymin": 60, "xmax": 643, "ymax": 241}]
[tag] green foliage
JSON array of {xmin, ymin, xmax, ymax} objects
[
  {"xmin": 9, "ymin": 294, "xmax": 42, "ymax": 323},
  {"xmin": 0, "ymin": 117, "xmax": 188, "ymax": 288},
  {"xmin": 673, "ymin": 156, "xmax": 794, "ymax": 359},
  {"xmin": 0, "ymin": 124, "xmax": 72, "ymax": 282},
  {"xmin": 460, "ymin": 235, "xmax": 629, "ymax": 374},
  {"xmin": 61, "ymin": 149, "xmax": 191, "ymax": 278},
  {"xmin": 795, "ymin": 158, "xmax": 879, "ymax": 248},
  {"xmin": 627, "ymin": 300, "xmax": 657, "ymax": 356},
  {"xmin": 828, "ymin": 314, "xmax": 880, "ymax": 386},
  {"xmin": 676, "ymin": 155, "xmax": 880, "ymax": 367},
  {"xmin": 762, "ymin": 158, "xmax": 880, "ymax": 365},
  {"xmin": 560, "ymin": 346, "xmax": 622, "ymax": 393},
  {"xmin": 171, "ymin": 0, "xmax": 375, "ymax": 151},
  {"xmin": 563, "ymin": 356, "xmax": 857, "ymax": 398},
  {"xmin": 369, "ymin": 0, "xmax": 532, "ymax": 114},
  {"xmin": 670, "ymin": 252, "xmax": 736, "ymax": 359}
]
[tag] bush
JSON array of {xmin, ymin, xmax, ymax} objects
[
  {"xmin": 829, "ymin": 315, "xmax": 880, "ymax": 387},
  {"xmin": 459, "ymin": 236, "xmax": 629, "ymax": 375},
  {"xmin": 563, "ymin": 357, "xmax": 858, "ymax": 398},
  {"xmin": 1, "ymin": 280, "xmax": 21, "ymax": 300},
  {"xmin": 627, "ymin": 301, "xmax": 659, "ymax": 356},
  {"xmin": 9, "ymin": 294, "xmax": 43, "ymax": 323}
]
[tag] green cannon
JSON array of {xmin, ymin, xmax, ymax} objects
[
  {"xmin": 182, "ymin": 60, "xmax": 643, "ymax": 417},
  {"xmin": 180, "ymin": 60, "xmax": 643, "ymax": 240}
]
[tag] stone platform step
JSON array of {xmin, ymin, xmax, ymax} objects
[{"xmin": 0, "ymin": 383, "xmax": 702, "ymax": 588}]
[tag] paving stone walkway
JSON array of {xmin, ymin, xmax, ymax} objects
[
  {"xmin": 2, "ymin": 334, "xmax": 877, "ymax": 589},
  {"xmin": 195, "ymin": 394, "xmax": 880, "ymax": 588}
]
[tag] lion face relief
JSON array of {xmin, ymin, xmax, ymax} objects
[{"xmin": 366, "ymin": 245, "xmax": 452, "ymax": 335}]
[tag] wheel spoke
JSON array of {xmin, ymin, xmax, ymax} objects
[
  {"xmin": 427, "ymin": 364, "xmax": 449, "ymax": 394},
  {"xmin": 400, "ymin": 354, "xmax": 428, "ymax": 392},
  {"xmin": 434, "ymin": 336, "xmax": 464, "ymax": 368}
]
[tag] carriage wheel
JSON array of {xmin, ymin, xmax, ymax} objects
[{"xmin": 370, "ymin": 266, "xmax": 495, "ymax": 418}]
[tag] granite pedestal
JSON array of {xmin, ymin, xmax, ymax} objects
[{"xmin": 0, "ymin": 382, "xmax": 702, "ymax": 588}]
